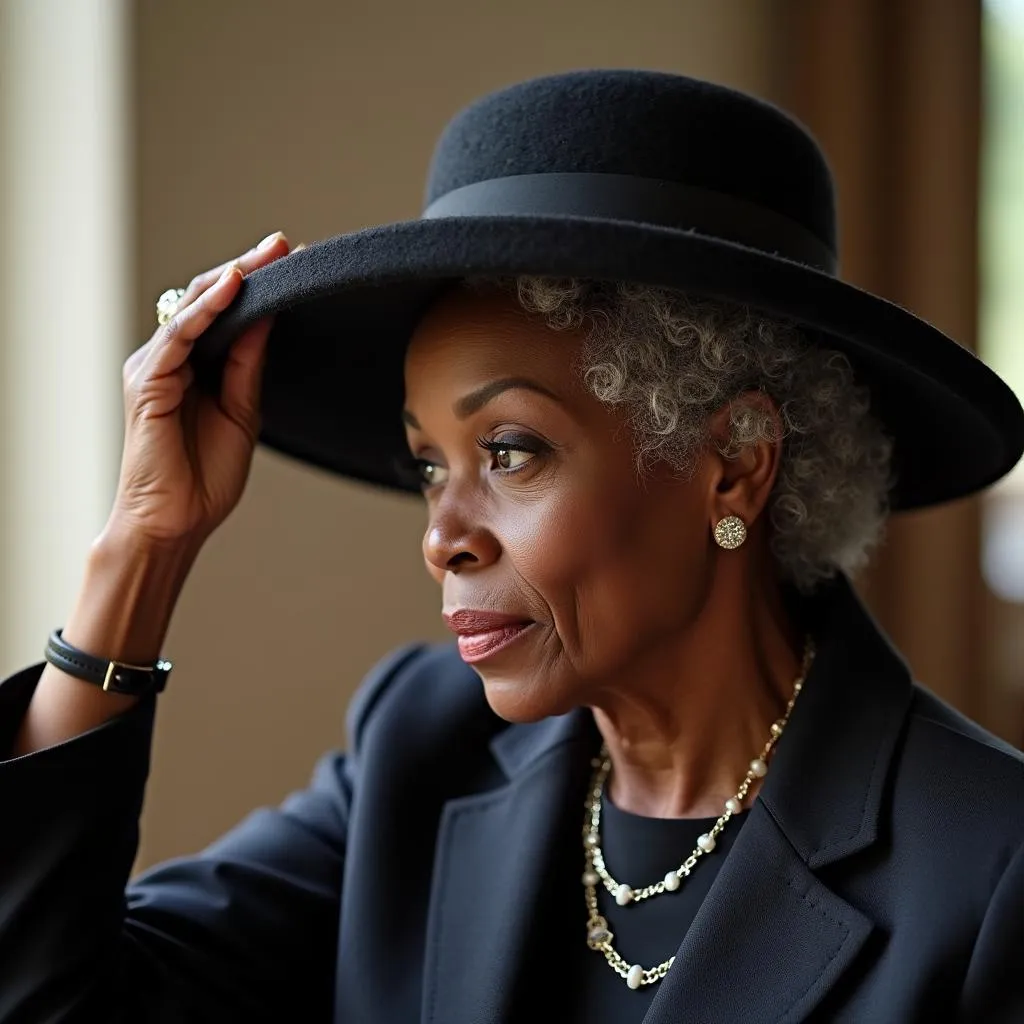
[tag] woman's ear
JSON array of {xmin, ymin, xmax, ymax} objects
[{"xmin": 705, "ymin": 391, "xmax": 784, "ymax": 531}]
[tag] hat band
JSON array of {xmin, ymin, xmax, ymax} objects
[{"xmin": 422, "ymin": 172, "xmax": 837, "ymax": 275}]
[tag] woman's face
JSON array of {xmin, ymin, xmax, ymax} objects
[{"xmin": 403, "ymin": 286, "xmax": 718, "ymax": 723}]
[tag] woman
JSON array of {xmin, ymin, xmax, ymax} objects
[{"xmin": 0, "ymin": 69, "xmax": 1021, "ymax": 1023}]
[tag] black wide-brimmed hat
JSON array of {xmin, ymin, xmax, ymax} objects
[{"xmin": 193, "ymin": 68, "xmax": 1023, "ymax": 510}]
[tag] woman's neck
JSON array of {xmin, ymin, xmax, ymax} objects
[{"xmin": 591, "ymin": 571, "xmax": 805, "ymax": 820}]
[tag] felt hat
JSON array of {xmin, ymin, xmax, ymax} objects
[{"xmin": 192, "ymin": 68, "xmax": 1024, "ymax": 509}]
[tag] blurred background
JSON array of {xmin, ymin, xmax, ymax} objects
[{"xmin": 0, "ymin": 0, "xmax": 1020, "ymax": 872}]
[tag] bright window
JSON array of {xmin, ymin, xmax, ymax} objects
[{"xmin": 981, "ymin": 0, "xmax": 1024, "ymax": 602}]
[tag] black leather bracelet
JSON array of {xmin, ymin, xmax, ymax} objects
[{"xmin": 44, "ymin": 628, "xmax": 172, "ymax": 696}]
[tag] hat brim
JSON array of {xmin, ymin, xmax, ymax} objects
[{"xmin": 192, "ymin": 214, "xmax": 1024, "ymax": 511}]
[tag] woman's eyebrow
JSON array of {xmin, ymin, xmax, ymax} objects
[
  {"xmin": 453, "ymin": 378, "xmax": 562, "ymax": 419},
  {"xmin": 401, "ymin": 377, "xmax": 562, "ymax": 429}
]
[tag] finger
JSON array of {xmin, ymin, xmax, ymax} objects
[
  {"xmin": 123, "ymin": 304, "xmax": 181, "ymax": 384},
  {"xmin": 218, "ymin": 315, "xmax": 275, "ymax": 436},
  {"xmin": 125, "ymin": 232, "xmax": 304, "ymax": 389},
  {"xmin": 123, "ymin": 335, "xmax": 155, "ymax": 382},
  {"xmin": 122, "ymin": 342, "xmax": 199, "ymax": 422},
  {"xmin": 182, "ymin": 231, "xmax": 290, "ymax": 305},
  {"xmin": 178, "ymin": 360, "xmax": 196, "ymax": 392},
  {"xmin": 126, "ymin": 230, "xmax": 291, "ymax": 381},
  {"xmin": 173, "ymin": 231, "xmax": 292, "ymax": 312},
  {"xmin": 136, "ymin": 262, "xmax": 243, "ymax": 385}
]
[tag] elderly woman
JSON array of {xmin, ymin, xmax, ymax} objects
[{"xmin": 0, "ymin": 70, "xmax": 1021, "ymax": 1024}]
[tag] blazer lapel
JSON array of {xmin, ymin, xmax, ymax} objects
[
  {"xmin": 642, "ymin": 803, "xmax": 873, "ymax": 1023},
  {"xmin": 642, "ymin": 576, "xmax": 912, "ymax": 1023},
  {"xmin": 420, "ymin": 707, "xmax": 596, "ymax": 1024}
]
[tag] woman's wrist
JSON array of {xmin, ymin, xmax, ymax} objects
[{"xmin": 60, "ymin": 521, "xmax": 199, "ymax": 667}]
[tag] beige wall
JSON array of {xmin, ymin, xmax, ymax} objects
[
  {"xmin": 132, "ymin": 0, "xmax": 774, "ymax": 870},
  {"xmin": 0, "ymin": 0, "xmax": 128, "ymax": 682}
]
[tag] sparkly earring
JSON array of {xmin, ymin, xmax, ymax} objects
[{"xmin": 714, "ymin": 515, "xmax": 747, "ymax": 550}]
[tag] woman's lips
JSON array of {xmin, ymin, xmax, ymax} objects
[
  {"xmin": 443, "ymin": 610, "xmax": 535, "ymax": 664},
  {"xmin": 455, "ymin": 624, "xmax": 534, "ymax": 663}
]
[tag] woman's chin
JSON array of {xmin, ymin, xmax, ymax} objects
[{"xmin": 476, "ymin": 674, "xmax": 571, "ymax": 724}]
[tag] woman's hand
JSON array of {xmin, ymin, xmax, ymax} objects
[
  {"xmin": 109, "ymin": 231, "xmax": 298, "ymax": 550},
  {"xmin": 11, "ymin": 232, "xmax": 307, "ymax": 758}
]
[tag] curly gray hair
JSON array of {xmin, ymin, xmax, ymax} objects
[{"xmin": 467, "ymin": 276, "xmax": 894, "ymax": 591}]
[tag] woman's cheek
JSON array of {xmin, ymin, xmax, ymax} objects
[
  {"xmin": 505, "ymin": 492, "xmax": 631, "ymax": 656},
  {"xmin": 501, "ymin": 480, "xmax": 605, "ymax": 583}
]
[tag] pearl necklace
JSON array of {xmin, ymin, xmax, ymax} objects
[{"xmin": 581, "ymin": 638, "xmax": 815, "ymax": 991}]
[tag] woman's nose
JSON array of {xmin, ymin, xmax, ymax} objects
[{"xmin": 423, "ymin": 503, "xmax": 501, "ymax": 573}]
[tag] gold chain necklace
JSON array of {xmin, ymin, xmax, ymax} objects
[{"xmin": 582, "ymin": 638, "xmax": 816, "ymax": 990}]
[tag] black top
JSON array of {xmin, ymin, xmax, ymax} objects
[{"xmin": 568, "ymin": 798, "xmax": 751, "ymax": 1023}]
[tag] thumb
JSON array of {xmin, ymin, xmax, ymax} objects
[{"xmin": 219, "ymin": 315, "xmax": 274, "ymax": 435}]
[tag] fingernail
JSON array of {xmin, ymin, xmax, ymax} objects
[
  {"xmin": 218, "ymin": 261, "xmax": 241, "ymax": 283},
  {"xmin": 293, "ymin": 242, "xmax": 307, "ymax": 252},
  {"xmin": 257, "ymin": 230, "xmax": 283, "ymax": 251}
]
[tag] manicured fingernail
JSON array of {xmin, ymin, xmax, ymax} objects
[
  {"xmin": 257, "ymin": 230, "xmax": 283, "ymax": 250},
  {"xmin": 218, "ymin": 261, "xmax": 241, "ymax": 283}
]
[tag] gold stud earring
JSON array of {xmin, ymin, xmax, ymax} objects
[{"xmin": 714, "ymin": 515, "xmax": 747, "ymax": 550}]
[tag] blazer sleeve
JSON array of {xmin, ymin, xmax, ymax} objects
[
  {"xmin": 0, "ymin": 643, "xmax": 424, "ymax": 1024},
  {"xmin": 958, "ymin": 838, "xmax": 1024, "ymax": 1023}
]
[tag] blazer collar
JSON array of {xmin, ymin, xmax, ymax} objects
[
  {"xmin": 421, "ymin": 574, "xmax": 912, "ymax": 1023},
  {"xmin": 759, "ymin": 573, "xmax": 914, "ymax": 868}
]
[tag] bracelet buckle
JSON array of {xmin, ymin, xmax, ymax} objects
[{"xmin": 102, "ymin": 657, "xmax": 173, "ymax": 694}]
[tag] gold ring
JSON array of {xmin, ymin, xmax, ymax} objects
[{"xmin": 156, "ymin": 287, "xmax": 186, "ymax": 326}]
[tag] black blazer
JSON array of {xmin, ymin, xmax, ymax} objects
[{"xmin": 0, "ymin": 575, "xmax": 1021, "ymax": 1023}]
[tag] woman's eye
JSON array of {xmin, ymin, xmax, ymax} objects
[
  {"xmin": 417, "ymin": 460, "xmax": 449, "ymax": 487},
  {"xmin": 478, "ymin": 433, "xmax": 547, "ymax": 474},
  {"xmin": 494, "ymin": 447, "xmax": 534, "ymax": 471}
]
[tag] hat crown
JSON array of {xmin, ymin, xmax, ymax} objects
[{"xmin": 425, "ymin": 68, "xmax": 837, "ymax": 260}]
